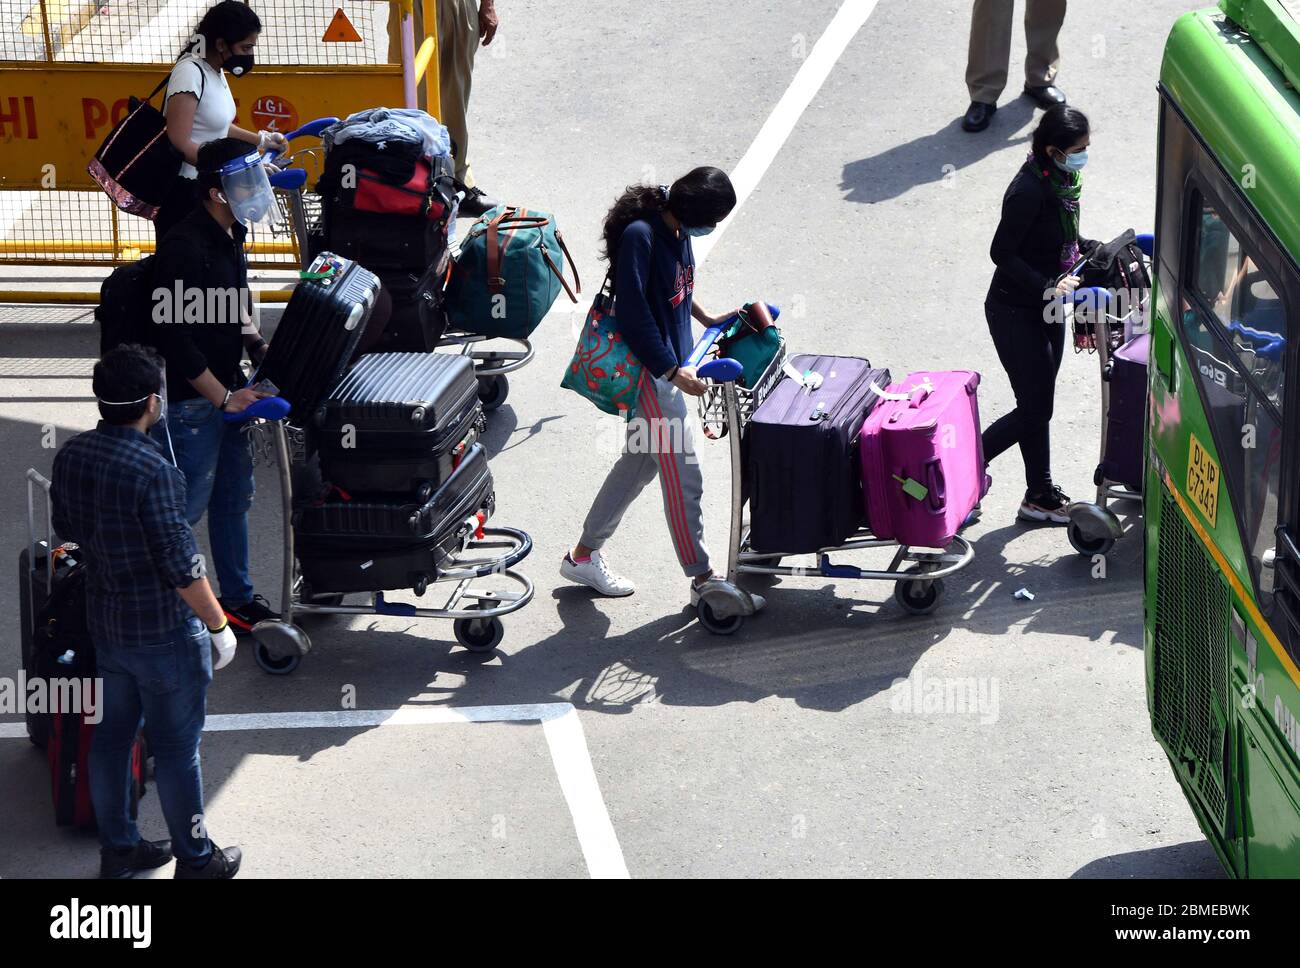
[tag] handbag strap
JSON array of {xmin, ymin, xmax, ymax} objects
[{"xmin": 485, "ymin": 208, "xmax": 582, "ymax": 302}]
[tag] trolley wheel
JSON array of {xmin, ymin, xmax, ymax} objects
[
  {"xmin": 453, "ymin": 604, "xmax": 504, "ymax": 653},
  {"xmin": 253, "ymin": 643, "xmax": 301, "ymax": 675},
  {"xmin": 894, "ymin": 566, "xmax": 944, "ymax": 616},
  {"xmin": 1068, "ymin": 521, "xmax": 1115, "ymax": 558},
  {"xmin": 478, "ymin": 374, "xmax": 509, "ymax": 411},
  {"xmin": 697, "ymin": 599, "xmax": 745, "ymax": 636}
]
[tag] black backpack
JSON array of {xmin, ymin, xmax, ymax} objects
[
  {"xmin": 1077, "ymin": 228, "xmax": 1152, "ymax": 299},
  {"xmin": 95, "ymin": 255, "xmax": 157, "ymax": 356},
  {"xmin": 34, "ymin": 553, "xmax": 93, "ymax": 679}
]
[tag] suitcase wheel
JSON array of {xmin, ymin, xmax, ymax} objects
[
  {"xmin": 453, "ymin": 604, "xmax": 504, "ymax": 653},
  {"xmin": 696, "ymin": 599, "xmax": 745, "ymax": 636},
  {"xmin": 894, "ymin": 566, "xmax": 944, "ymax": 616},
  {"xmin": 253, "ymin": 643, "xmax": 302, "ymax": 676},
  {"xmin": 1067, "ymin": 520, "xmax": 1115, "ymax": 558},
  {"xmin": 477, "ymin": 374, "xmax": 509, "ymax": 412}
]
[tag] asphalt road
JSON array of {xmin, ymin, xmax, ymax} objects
[{"xmin": 0, "ymin": 0, "xmax": 1225, "ymax": 878}]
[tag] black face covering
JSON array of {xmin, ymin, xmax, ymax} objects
[{"xmin": 222, "ymin": 52, "xmax": 254, "ymax": 77}]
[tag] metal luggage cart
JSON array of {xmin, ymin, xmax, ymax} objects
[
  {"xmin": 227, "ymin": 396, "xmax": 535, "ymax": 675},
  {"xmin": 269, "ymin": 118, "xmax": 533, "ymax": 412},
  {"xmin": 1065, "ymin": 233, "xmax": 1155, "ymax": 557},
  {"xmin": 687, "ymin": 329, "xmax": 975, "ymax": 635}
]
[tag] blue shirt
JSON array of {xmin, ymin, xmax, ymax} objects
[
  {"xmin": 614, "ymin": 214, "xmax": 695, "ymax": 378},
  {"xmin": 51, "ymin": 422, "xmax": 203, "ymax": 648}
]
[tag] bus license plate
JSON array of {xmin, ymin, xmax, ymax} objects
[{"xmin": 1187, "ymin": 433, "xmax": 1220, "ymax": 528}]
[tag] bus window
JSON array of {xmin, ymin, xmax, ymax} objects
[
  {"xmin": 1192, "ymin": 201, "xmax": 1287, "ymax": 410},
  {"xmin": 1185, "ymin": 192, "xmax": 1287, "ymax": 604}
]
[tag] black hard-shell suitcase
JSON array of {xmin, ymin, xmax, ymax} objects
[
  {"xmin": 295, "ymin": 442, "xmax": 494, "ymax": 593},
  {"xmin": 745, "ymin": 355, "xmax": 891, "ymax": 554},
  {"xmin": 258, "ymin": 253, "xmax": 379, "ymax": 420},
  {"xmin": 314, "ymin": 353, "xmax": 482, "ymax": 495}
]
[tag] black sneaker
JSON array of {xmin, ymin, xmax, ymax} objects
[
  {"xmin": 1017, "ymin": 484, "xmax": 1072, "ymax": 525},
  {"xmin": 458, "ymin": 186, "xmax": 501, "ymax": 219},
  {"xmin": 174, "ymin": 843, "xmax": 242, "ymax": 880},
  {"xmin": 100, "ymin": 839, "xmax": 173, "ymax": 879},
  {"xmin": 220, "ymin": 594, "xmax": 278, "ymax": 635}
]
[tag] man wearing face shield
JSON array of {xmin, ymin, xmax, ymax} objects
[{"xmin": 145, "ymin": 137, "xmax": 278, "ymax": 639}]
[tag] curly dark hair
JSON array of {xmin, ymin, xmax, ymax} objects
[{"xmin": 601, "ymin": 166, "xmax": 737, "ymax": 265}]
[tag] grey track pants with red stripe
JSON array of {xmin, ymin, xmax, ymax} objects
[{"xmin": 579, "ymin": 371, "xmax": 712, "ymax": 578}]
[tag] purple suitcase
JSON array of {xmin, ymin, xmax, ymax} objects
[
  {"xmin": 860, "ymin": 371, "xmax": 987, "ymax": 548},
  {"xmin": 1099, "ymin": 334, "xmax": 1148, "ymax": 491},
  {"xmin": 745, "ymin": 355, "xmax": 891, "ymax": 554}
]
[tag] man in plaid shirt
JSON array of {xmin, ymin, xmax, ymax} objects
[{"xmin": 51, "ymin": 345, "xmax": 244, "ymax": 880}]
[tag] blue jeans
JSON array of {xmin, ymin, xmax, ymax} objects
[
  {"xmin": 154, "ymin": 398, "xmax": 255, "ymax": 605},
  {"xmin": 90, "ymin": 617, "xmax": 214, "ymax": 865}
]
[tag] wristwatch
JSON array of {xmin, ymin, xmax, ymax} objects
[{"xmin": 219, "ymin": 388, "xmax": 232, "ymax": 411}]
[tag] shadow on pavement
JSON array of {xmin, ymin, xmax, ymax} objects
[
  {"xmin": 1071, "ymin": 841, "xmax": 1226, "ymax": 878},
  {"xmin": 840, "ymin": 98, "xmax": 1036, "ymax": 205}
]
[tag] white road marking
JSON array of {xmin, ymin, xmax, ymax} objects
[
  {"xmin": 692, "ymin": 0, "xmax": 882, "ymax": 267},
  {"xmin": 0, "ymin": 701, "xmax": 630, "ymax": 879}
]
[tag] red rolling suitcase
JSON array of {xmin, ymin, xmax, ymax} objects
[{"xmin": 257, "ymin": 253, "xmax": 380, "ymax": 420}]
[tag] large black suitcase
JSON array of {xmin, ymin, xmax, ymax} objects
[
  {"xmin": 18, "ymin": 542, "xmax": 59, "ymax": 749},
  {"xmin": 745, "ymin": 355, "xmax": 891, "ymax": 554},
  {"xmin": 295, "ymin": 442, "xmax": 494, "ymax": 593},
  {"xmin": 313, "ymin": 352, "xmax": 482, "ymax": 496},
  {"xmin": 258, "ymin": 253, "xmax": 380, "ymax": 420}
]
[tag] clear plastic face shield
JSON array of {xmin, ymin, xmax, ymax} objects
[{"xmin": 217, "ymin": 151, "xmax": 279, "ymax": 228}]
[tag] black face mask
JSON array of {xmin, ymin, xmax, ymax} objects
[{"xmin": 222, "ymin": 53, "xmax": 254, "ymax": 77}]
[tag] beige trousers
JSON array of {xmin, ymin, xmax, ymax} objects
[
  {"xmin": 437, "ymin": 0, "xmax": 480, "ymax": 187},
  {"xmin": 966, "ymin": 0, "xmax": 1067, "ymax": 104}
]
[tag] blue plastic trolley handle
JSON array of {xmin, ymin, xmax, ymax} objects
[
  {"xmin": 1134, "ymin": 232, "xmax": 1155, "ymax": 257},
  {"xmin": 1228, "ymin": 319, "xmax": 1286, "ymax": 358},
  {"xmin": 262, "ymin": 116, "xmax": 340, "ymax": 168},
  {"xmin": 221, "ymin": 395, "xmax": 291, "ymax": 424}
]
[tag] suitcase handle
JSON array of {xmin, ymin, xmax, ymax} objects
[
  {"xmin": 924, "ymin": 458, "xmax": 946, "ymax": 514},
  {"xmin": 26, "ymin": 468, "xmax": 55, "ymax": 587}
]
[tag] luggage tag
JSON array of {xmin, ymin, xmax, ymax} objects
[
  {"xmin": 892, "ymin": 474, "xmax": 929, "ymax": 502},
  {"xmin": 782, "ymin": 360, "xmax": 823, "ymax": 393}
]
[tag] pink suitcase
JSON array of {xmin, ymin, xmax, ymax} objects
[{"xmin": 860, "ymin": 370, "xmax": 987, "ymax": 548}]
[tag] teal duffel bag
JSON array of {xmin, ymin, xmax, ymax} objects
[{"xmin": 445, "ymin": 205, "xmax": 581, "ymax": 339}]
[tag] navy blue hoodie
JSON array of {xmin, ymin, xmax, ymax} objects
[{"xmin": 613, "ymin": 214, "xmax": 695, "ymax": 379}]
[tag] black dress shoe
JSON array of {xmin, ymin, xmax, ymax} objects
[
  {"xmin": 961, "ymin": 100, "xmax": 997, "ymax": 132},
  {"xmin": 1023, "ymin": 84, "xmax": 1067, "ymax": 108},
  {"xmin": 458, "ymin": 186, "xmax": 501, "ymax": 219},
  {"xmin": 100, "ymin": 839, "xmax": 173, "ymax": 879},
  {"xmin": 174, "ymin": 843, "xmax": 242, "ymax": 879}
]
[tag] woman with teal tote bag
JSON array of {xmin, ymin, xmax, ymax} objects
[{"xmin": 560, "ymin": 167, "xmax": 763, "ymax": 615}]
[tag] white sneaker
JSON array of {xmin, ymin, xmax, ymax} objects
[{"xmin": 560, "ymin": 551, "xmax": 635, "ymax": 597}]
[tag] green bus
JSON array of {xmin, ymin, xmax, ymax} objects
[{"xmin": 1147, "ymin": 0, "xmax": 1300, "ymax": 876}]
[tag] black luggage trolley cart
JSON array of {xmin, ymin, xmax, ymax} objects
[
  {"xmin": 268, "ymin": 119, "xmax": 533, "ymax": 413},
  {"xmin": 222, "ymin": 396, "xmax": 534, "ymax": 674},
  {"xmin": 686, "ymin": 330, "xmax": 975, "ymax": 635}
]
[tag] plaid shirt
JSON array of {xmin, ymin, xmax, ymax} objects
[{"xmin": 51, "ymin": 422, "xmax": 204, "ymax": 648}]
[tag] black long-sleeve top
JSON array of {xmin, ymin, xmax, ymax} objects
[{"xmin": 987, "ymin": 160, "xmax": 1091, "ymax": 309}]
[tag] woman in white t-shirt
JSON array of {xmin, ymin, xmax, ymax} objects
[{"xmin": 156, "ymin": 1, "xmax": 288, "ymax": 241}]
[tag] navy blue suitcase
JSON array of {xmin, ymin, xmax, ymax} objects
[{"xmin": 744, "ymin": 355, "xmax": 891, "ymax": 554}]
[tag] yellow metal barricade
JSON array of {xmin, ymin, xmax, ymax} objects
[{"xmin": 0, "ymin": 0, "xmax": 441, "ymax": 302}]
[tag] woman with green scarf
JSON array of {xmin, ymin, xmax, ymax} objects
[{"xmin": 982, "ymin": 104, "xmax": 1092, "ymax": 524}]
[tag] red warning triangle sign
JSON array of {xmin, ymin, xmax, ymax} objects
[{"xmin": 322, "ymin": 8, "xmax": 362, "ymax": 43}]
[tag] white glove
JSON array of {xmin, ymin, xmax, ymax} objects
[{"xmin": 209, "ymin": 621, "xmax": 238, "ymax": 671}]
